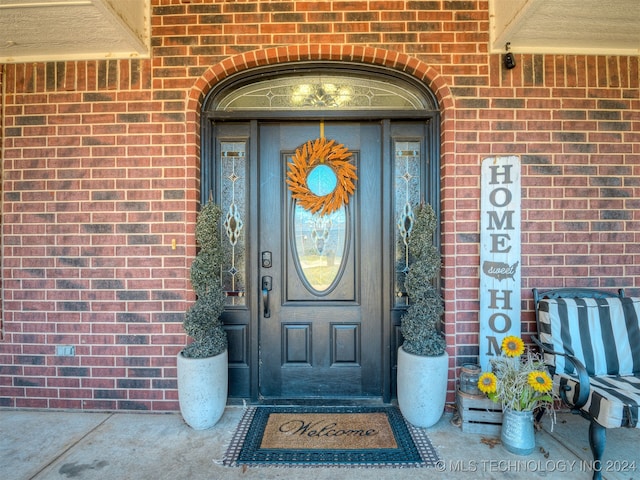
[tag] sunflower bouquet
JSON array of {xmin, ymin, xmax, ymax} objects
[{"xmin": 477, "ymin": 336, "xmax": 555, "ymax": 412}]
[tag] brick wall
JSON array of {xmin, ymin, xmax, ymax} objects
[
  {"xmin": 0, "ymin": 56, "xmax": 189, "ymax": 410},
  {"xmin": 448, "ymin": 53, "xmax": 640, "ymax": 367},
  {"xmin": 0, "ymin": 0, "xmax": 638, "ymax": 410}
]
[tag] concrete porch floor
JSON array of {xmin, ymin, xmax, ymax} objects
[{"xmin": 1, "ymin": 406, "xmax": 638, "ymax": 480}]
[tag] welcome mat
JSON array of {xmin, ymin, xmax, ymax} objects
[{"xmin": 223, "ymin": 405, "xmax": 440, "ymax": 468}]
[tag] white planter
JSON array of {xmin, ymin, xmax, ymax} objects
[
  {"xmin": 397, "ymin": 346, "xmax": 449, "ymax": 428},
  {"xmin": 177, "ymin": 349, "xmax": 228, "ymax": 430}
]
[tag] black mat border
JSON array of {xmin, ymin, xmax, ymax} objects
[{"xmin": 223, "ymin": 405, "xmax": 441, "ymax": 468}]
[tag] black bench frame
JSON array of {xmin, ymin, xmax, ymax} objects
[{"xmin": 532, "ymin": 287, "xmax": 626, "ymax": 480}]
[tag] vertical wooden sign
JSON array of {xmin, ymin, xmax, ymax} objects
[{"xmin": 479, "ymin": 156, "xmax": 521, "ymax": 371}]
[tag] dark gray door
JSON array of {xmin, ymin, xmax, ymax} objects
[{"xmin": 258, "ymin": 122, "xmax": 383, "ymax": 398}]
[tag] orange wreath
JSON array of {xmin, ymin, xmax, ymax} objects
[{"xmin": 286, "ymin": 138, "xmax": 357, "ymax": 216}]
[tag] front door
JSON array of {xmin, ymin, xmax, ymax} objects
[{"xmin": 258, "ymin": 122, "xmax": 383, "ymax": 399}]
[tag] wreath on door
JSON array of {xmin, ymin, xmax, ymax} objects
[{"xmin": 286, "ymin": 137, "xmax": 357, "ymax": 216}]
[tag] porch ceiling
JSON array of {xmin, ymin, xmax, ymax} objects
[
  {"xmin": 0, "ymin": 0, "xmax": 149, "ymax": 64},
  {"xmin": 0, "ymin": 1, "xmax": 637, "ymax": 64},
  {"xmin": 490, "ymin": 0, "xmax": 640, "ymax": 55}
]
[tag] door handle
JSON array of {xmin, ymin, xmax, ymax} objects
[{"xmin": 262, "ymin": 276, "xmax": 272, "ymax": 318}]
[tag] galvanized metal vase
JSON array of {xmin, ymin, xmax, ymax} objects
[{"xmin": 501, "ymin": 408, "xmax": 535, "ymax": 455}]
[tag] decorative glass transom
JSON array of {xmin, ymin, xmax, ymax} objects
[{"xmin": 215, "ymin": 75, "xmax": 431, "ymax": 111}]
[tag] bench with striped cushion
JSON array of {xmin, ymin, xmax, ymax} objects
[{"xmin": 533, "ymin": 288, "xmax": 640, "ymax": 480}]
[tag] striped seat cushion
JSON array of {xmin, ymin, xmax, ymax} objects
[
  {"xmin": 555, "ymin": 374, "xmax": 640, "ymax": 429},
  {"xmin": 538, "ymin": 297, "xmax": 640, "ymax": 376}
]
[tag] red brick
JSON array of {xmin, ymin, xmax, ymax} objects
[{"xmin": 1, "ymin": 2, "xmax": 639, "ymax": 413}]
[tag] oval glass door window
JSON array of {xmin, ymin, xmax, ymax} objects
[
  {"xmin": 293, "ymin": 205, "xmax": 347, "ymax": 294},
  {"xmin": 306, "ymin": 164, "xmax": 337, "ymax": 196}
]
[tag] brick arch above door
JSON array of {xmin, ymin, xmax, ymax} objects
[{"xmin": 186, "ymin": 45, "xmax": 454, "ymax": 119}]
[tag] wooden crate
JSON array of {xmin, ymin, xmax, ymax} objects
[{"xmin": 456, "ymin": 389, "xmax": 502, "ymax": 436}]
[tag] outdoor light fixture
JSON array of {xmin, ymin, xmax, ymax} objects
[{"xmin": 503, "ymin": 42, "xmax": 516, "ymax": 70}]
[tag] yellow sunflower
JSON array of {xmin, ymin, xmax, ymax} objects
[
  {"xmin": 478, "ymin": 372, "xmax": 498, "ymax": 394},
  {"xmin": 528, "ymin": 370, "xmax": 553, "ymax": 393},
  {"xmin": 501, "ymin": 335, "xmax": 525, "ymax": 357}
]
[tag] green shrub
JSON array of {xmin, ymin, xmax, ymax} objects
[
  {"xmin": 181, "ymin": 202, "xmax": 228, "ymax": 358},
  {"xmin": 400, "ymin": 203, "xmax": 446, "ymax": 356}
]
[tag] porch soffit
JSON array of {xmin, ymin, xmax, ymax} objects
[
  {"xmin": 0, "ymin": 1, "xmax": 637, "ymax": 64},
  {"xmin": 489, "ymin": 0, "xmax": 640, "ymax": 55},
  {"xmin": 0, "ymin": 0, "xmax": 149, "ymax": 64}
]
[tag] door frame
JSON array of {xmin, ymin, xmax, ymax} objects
[{"xmin": 200, "ymin": 63, "xmax": 441, "ymax": 403}]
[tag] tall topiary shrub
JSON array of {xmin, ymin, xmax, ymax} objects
[
  {"xmin": 181, "ymin": 202, "xmax": 227, "ymax": 358},
  {"xmin": 400, "ymin": 203, "xmax": 446, "ymax": 356}
]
